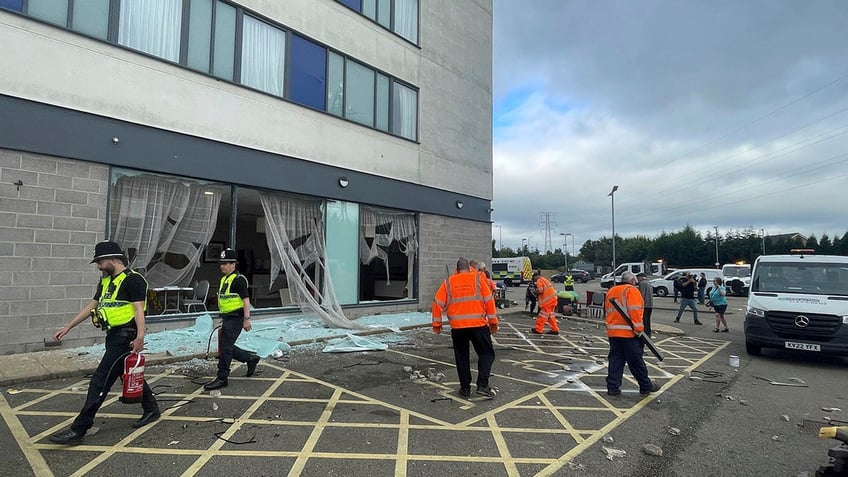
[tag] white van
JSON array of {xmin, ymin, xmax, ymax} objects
[
  {"xmin": 744, "ymin": 251, "xmax": 848, "ymax": 356},
  {"xmin": 649, "ymin": 268, "xmax": 723, "ymax": 297},
  {"xmin": 491, "ymin": 257, "xmax": 533, "ymax": 287},
  {"xmin": 721, "ymin": 263, "xmax": 751, "ymax": 296}
]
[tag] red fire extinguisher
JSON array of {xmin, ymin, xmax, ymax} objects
[{"xmin": 120, "ymin": 352, "xmax": 145, "ymax": 404}]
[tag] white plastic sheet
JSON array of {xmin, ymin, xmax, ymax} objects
[{"xmin": 323, "ymin": 334, "xmax": 389, "ymax": 353}]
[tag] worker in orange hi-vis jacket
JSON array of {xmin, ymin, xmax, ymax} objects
[
  {"xmin": 603, "ymin": 271, "xmax": 659, "ymax": 396},
  {"xmin": 432, "ymin": 257, "xmax": 499, "ymax": 399},
  {"xmin": 531, "ymin": 270, "xmax": 559, "ymax": 335}
]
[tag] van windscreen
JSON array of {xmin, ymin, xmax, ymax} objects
[{"xmin": 752, "ymin": 262, "xmax": 848, "ymax": 295}]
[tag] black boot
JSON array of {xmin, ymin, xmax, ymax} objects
[
  {"xmin": 204, "ymin": 378, "xmax": 228, "ymax": 390},
  {"xmin": 246, "ymin": 355, "xmax": 260, "ymax": 377}
]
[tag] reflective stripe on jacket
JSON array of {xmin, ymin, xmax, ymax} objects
[
  {"xmin": 535, "ymin": 276, "xmax": 557, "ymax": 308},
  {"xmin": 432, "ymin": 269, "xmax": 497, "ymax": 329},
  {"xmin": 604, "ymin": 284, "xmax": 644, "ymax": 338},
  {"xmin": 97, "ymin": 270, "xmax": 146, "ymax": 328},
  {"xmin": 218, "ymin": 273, "xmax": 245, "ymax": 314}
]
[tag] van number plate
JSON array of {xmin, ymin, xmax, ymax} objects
[{"xmin": 785, "ymin": 341, "xmax": 821, "ymax": 351}]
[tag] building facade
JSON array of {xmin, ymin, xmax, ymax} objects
[{"xmin": 0, "ymin": 0, "xmax": 493, "ymax": 354}]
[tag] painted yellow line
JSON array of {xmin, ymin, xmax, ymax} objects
[
  {"xmin": 0, "ymin": 391, "xmax": 54, "ymax": 476},
  {"xmin": 394, "ymin": 411, "xmax": 410, "ymax": 477},
  {"xmin": 286, "ymin": 387, "xmax": 344, "ymax": 476}
]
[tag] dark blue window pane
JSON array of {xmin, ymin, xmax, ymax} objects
[
  {"xmin": 0, "ymin": 0, "xmax": 23, "ymax": 11},
  {"xmin": 339, "ymin": 0, "xmax": 361, "ymax": 11},
  {"xmin": 289, "ymin": 35, "xmax": 327, "ymax": 110}
]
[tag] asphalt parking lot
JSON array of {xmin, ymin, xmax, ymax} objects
[{"xmin": 0, "ymin": 297, "xmax": 733, "ymax": 477}]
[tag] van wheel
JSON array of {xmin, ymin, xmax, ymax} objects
[
  {"xmin": 656, "ymin": 287, "xmax": 668, "ymax": 297},
  {"xmin": 745, "ymin": 341, "xmax": 761, "ymax": 356},
  {"xmin": 731, "ymin": 280, "xmax": 744, "ymax": 295}
]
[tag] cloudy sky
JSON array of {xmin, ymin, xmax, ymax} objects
[{"xmin": 491, "ymin": 0, "xmax": 848, "ymax": 254}]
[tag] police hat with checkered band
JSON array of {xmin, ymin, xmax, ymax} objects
[{"xmin": 90, "ymin": 240, "xmax": 126, "ymax": 263}]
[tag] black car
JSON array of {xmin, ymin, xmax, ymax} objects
[{"xmin": 551, "ymin": 269, "xmax": 591, "ymax": 283}]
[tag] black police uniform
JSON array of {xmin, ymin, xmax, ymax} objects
[
  {"xmin": 70, "ymin": 271, "xmax": 159, "ymax": 435},
  {"xmin": 215, "ymin": 272, "xmax": 257, "ymax": 381}
]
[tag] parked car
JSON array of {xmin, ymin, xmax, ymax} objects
[{"xmin": 551, "ymin": 269, "xmax": 591, "ymax": 283}]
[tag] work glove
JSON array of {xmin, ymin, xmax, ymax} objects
[
  {"xmin": 489, "ymin": 322, "xmax": 499, "ymax": 335},
  {"xmin": 433, "ymin": 326, "xmax": 442, "ymax": 335}
]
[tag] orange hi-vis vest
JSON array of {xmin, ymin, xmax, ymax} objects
[
  {"xmin": 604, "ymin": 284, "xmax": 644, "ymax": 338},
  {"xmin": 535, "ymin": 276, "xmax": 557, "ymax": 308},
  {"xmin": 432, "ymin": 269, "xmax": 498, "ymax": 329}
]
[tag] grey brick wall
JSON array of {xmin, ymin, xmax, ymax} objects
[{"xmin": 0, "ymin": 149, "xmax": 107, "ymax": 354}]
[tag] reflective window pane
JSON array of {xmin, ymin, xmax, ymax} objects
[
  {"xmin": 289, "ymin": 35, "xmax": 327, "ymax": 110},
  {"xmin": 362, "ymin": 0, "xmax": 376, "ymax": 20},
  {"xmin": 28, "ymin": 0, "xmax": 68, "ymax": 26},
  {"xmin": 338, "ymin": 0, "xmax": 361, "ymax": 10},
  {"xmin": 345, "ymin": 60, "xmax": 374, "ymax": 127},
  {"xmin": 0, "ymin": 0, "xmax": 23, "ymax": 12},
  {"xmin": 327, "ymin": 52, "xmax": 344, "ymax": 117},
  {"xmin": 241, "ymin": 16, "xmax": 286, "ymax": 96},
  {"xmin": 376, "ymin": 73, "xmax": 389, "ymax": 131},
  {"xmin": 71, "ymin": 0, "xmax": 109, "ymax": 39},
  {"xmin": 212, "ymin": 1, "xmax": 236, "ymax": 80},
  {"xmin": 377, "ymin": 0, "xmax": 390, "ymax": 28},
  {"xmin": 187, "ymin": 0, "xmax": 213, "ymax": 72},
  {"xmin": 325, "ymin": 201, "xmax": 359, "ymax": 305}
]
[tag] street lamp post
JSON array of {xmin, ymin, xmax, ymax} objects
[
  {"xmin": 608, "ymin": 186, "xmax": 619, "ymax": 269},
  {"xmin": 714, "ymin": 226, "xmax": 720, "ymax": 268},
  {"xmin": 521, "ymin": 238, "xmax": 527, "ymax": 257},
  {"xmin": 560, "ymin": 232, "xmax": 571, "ymax": 270},
  {"xmin": 494, "ymin": 225, "xmax": 503, "ymax": 251},
  {"xmin": 759, "ymin": 228, "xmax": 766, "ymax": 255}
]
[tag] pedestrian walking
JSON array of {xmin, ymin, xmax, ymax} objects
[
  {"xmin": 49, "ymin": 240, "xmax": 160, "ymax": 444},
  {"xmin": 636, "ymin": 272, "xmax": 654, "ymax": 337},
  {"xmin": 697, "ymin": 272, "xmax": 708, "ymax": 304},
  {"xmin": 710, "ymin": 277, "xmax": 729, "ymax": 332},
  {"xmin": 673, "ymin": 275, "xmax": 681, "ymax": 303},
  {"xmin": 525, "ymin": 280, "xmax": 538, "ymax": 314},
  {"xmin": 204, "ymin": 248, "xmax": 260, "ymax": 391},
  {"xmin": 604, "ymin": 271, "xmax": 659, "ymax": 396},
  {"xmin": 530, "ymin": 270, "xmax": 559, "ymax": 335},
  {"xmin": 432, "ymin": 257, "xmax": 499, "ymax": 398},
  {"xmin": 674, "ymin": 272, "xmax": 703, "ymax": 325}
]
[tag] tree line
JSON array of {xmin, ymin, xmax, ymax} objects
[{"xmin": 492, "ymin": 226, "xmax": 848, "ymax": 272}]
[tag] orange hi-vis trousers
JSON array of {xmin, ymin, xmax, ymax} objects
[{"xmin": 534, "ymin": 303, "xmax": 559, "ymax": 333}]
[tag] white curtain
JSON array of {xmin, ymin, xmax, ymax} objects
[
  {"xmin": 260, "ymin": 192, "xmax": 363, "ymax": 329},
  {"xmin": 241, "ymin": 15, "xmax": 286, "ymax": 96},
  {"xmin": 393, "ymin": 83, "xmax": 417, "ymax": 140},
  {"xmin": 393, "ymin": 0, "xmax": 418, "ymax": 43},
  {"xmin": 110, "ymin": 174, "xmax": 223, "ymax": 287},
  {"xmin": 118, "ymin": 0, "xmax": 182, "ymax": 62},
  {"xmin": 359, "ymin": 206, "xmax": 417, "ymax": 286}
]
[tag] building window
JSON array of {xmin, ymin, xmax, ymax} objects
[
  {"xmin": 240, "ymin": 15, "xmax": 285, "ymax": 96},
  {"xmin": 28, "ymin": 0, "xmax": 68, "ymax": 26},
  {"xmin": 118, "ymin": 0, "xmax": 183, "ymax": 63},
  {"xmin": 71, "ymin": 0, "xmax": 110, "ymax": 39},
  {"xmin": 375, "ymin": 73, "xmax": 389, "ymax": 131},
  {"xmin": 393, "ymin": 81, "xmax": 417, "ymax": 140},
  {"xmin": 345, "ymin": 60, "xmax": 375, "ymax": 127},
  {"xmin": 339, "ymin": 0, "xmax": 416, "ymax": 44},
  {"xmin": 327, "ymin": 52, "xmax": 345, "ymax": 117},
  {"xmin": 288, "ymin": 34, "xmax": 327, "ymax": 110},
  {"xmin": 186, "ymin": 0, "xmax": 236, "ymax": 81},
  {"xmin": 393, "ymin": 0, "xmax": 418, "ymax": 43},
  {"xmin": 0, "ymin": 0, "xmax": 23, "ymax": 12}
]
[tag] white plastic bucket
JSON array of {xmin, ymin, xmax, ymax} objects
[{"xmin": 729, "ymin": 355, "xmax": 740, "ymax": 367}]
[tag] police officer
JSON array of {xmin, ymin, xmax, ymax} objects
[
  {"xmin": 204, "ymin": 248, "xmax": 260, "ymax": 391},
  {"xmin": 563, "ymin": 273, "xmax": 575, "ymax": 291},
  {"xmin": 50, "ymin": 240, "xmax": 160, "ymax": 444}
]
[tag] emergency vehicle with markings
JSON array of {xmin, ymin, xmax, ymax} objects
[{"xmin": 492, "ymin": 257, "xmax": 533, "ymax": 287}]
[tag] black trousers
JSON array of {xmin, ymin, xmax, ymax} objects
[
  {"xmin": 71, "ymin": 327, "xmax": 157, "ymax": 434},
  {"xmin": 643, "ymin": 307, "xmax": 653, "ymax": 336},
  {"xmin": 450, "ymin": 325, "xmax": 495, "ymax": 390},
  {"xmin": 606, "ymin": 337, "xmax": 653, "ymax": 393},
  {"xmin": 217, "ymin": 315, "xmax": 253, "ymax": 379}
]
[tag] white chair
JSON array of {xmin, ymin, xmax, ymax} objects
[
  {"xmin": 587, "ymin": 291, "xmax": 606, "ymax": 319},
  {"xmin": 182, "ymin": 280, "xmax": 210, "ymax": 313}
]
